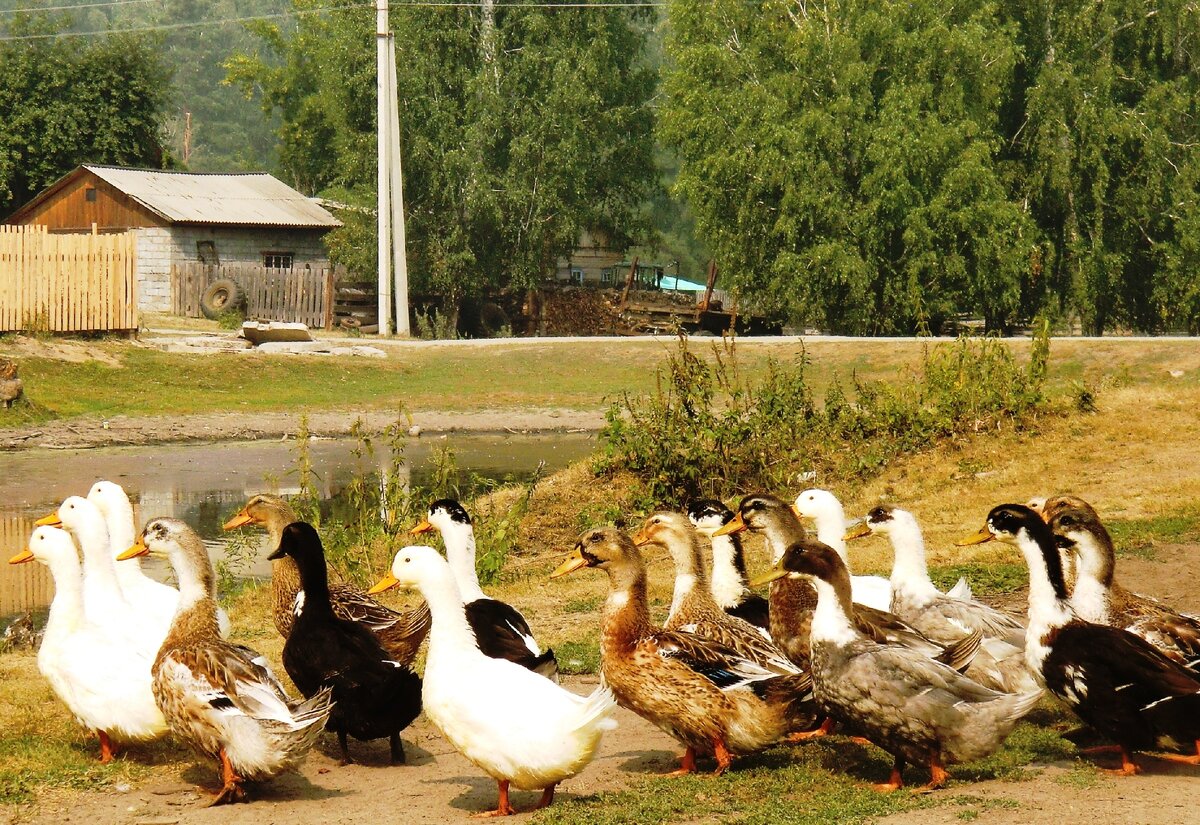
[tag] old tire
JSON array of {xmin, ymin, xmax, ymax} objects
[{"xmin": 200, "ymin": 279, "xmax": 246, "ymax": 320}]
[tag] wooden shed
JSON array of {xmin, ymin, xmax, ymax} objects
[{"xmin": 5, "ymin": 165, "xmax": 341, "ymax": 312}]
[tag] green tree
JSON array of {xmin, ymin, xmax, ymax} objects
[
  {"xmin": 230, "ymin": 0, "xmax": 658, "ymax": 326},
  {"xmin": 660, "ymin": 0, "xmax": 1032, "ymax": 334},
  {"xmin": 0, "ymin": 15, "xmax": 172, "ymax": 215},
  {"xmin": 1006, "ymin": 0, "xmax": 1200, "ymax": 334}
]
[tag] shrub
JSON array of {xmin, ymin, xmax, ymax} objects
[{"xmin": 597, "ymin": 327, "xmax": 1055, "ymax": 505}]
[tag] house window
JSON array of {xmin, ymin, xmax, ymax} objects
[
  {"xmin": 264, "ymin": 252, "xmax": 293, "ymax": 270},
  {"xmin": 196, "ymin": 241, "xmax": 219, "ymax": 265},
  {"xmin": 600, "ymin": 268, "xmax": 613, "ymax": 284},
  {"xmin": 571, "ymin": 268, "xmax": 584, "ymax": 285},
  {"xmin": 85, "ymin": 187, "xmax": 97, "ymax": 202}
]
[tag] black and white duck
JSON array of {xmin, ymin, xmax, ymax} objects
[
  {"xmin": 686, "ymin": 499, "xmax": 771, "ymax": 632},
  {"xmin": 961, "ymin": 504, "xmax": 1200, "ymax": 775},
  {"xmin": 268, "ymin": 521, "xmax": 422, "ymax": 764},
  {"xmin": 413, "ymin": 499, "xmax": 557, "ymax": 679}
]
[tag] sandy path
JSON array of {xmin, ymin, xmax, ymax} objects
[{"xmin": 8, "ymin": 676, "xmax": 680, "ymax": 825}]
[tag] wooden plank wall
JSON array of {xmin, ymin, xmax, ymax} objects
[
  {"xmin": 0, "ymin": 516, "xmax": 53, "ymax": 618},
  {"xmin": 171, "ymin": 263, "xmax": 335, "ymax": 330},
  {"xmin": 0, "ymin": 225, "xmax": 138, "ymax": 333}
]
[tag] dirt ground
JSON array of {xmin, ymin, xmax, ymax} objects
[
  {"xmin": 5, "ymin": 676, "xmax": 682, "ymax": 825},
  {"xmin": 0, "ymin": 408, "xmax": 606, "ymax": 451},
  {"xmin": 5, "ymin": 544, "xmax": 1197, "ymax": 825}
]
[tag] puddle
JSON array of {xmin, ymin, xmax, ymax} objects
[{"xmin": 0, "ymin": 432, "xmax": 595, "ymax": 618}]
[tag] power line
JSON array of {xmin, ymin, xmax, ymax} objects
[
  {"xmin": 0, "ymin": 0, "xmax": 664, "ymax": 40},
  {"xmin": 0, "ymin": 0, "xmax": 160, "ymax": 15}
]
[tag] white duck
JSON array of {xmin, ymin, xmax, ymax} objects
[
  {"xmin": 850, "ymin": 504, "xmax": 1038, "ymax": 694},
  {"xmin": 86, "ymin": 480, "xmax": 232, "ymax": 637},
  {"xmin": 87, "ymin": 481, "xmax": 178, "ymax": 624},
  {"xmin": 795, "ymin": 489, "xmax": 973, "ymax": 606},
  {"xmin": 791, "ymin": 489, "xmax": 893, "ymax": 611},
  {"xmin": 8, "ymin": 526, "xmax": 166, "ymax": 762},
  {"xmin": 370, "ymin": 545, "xmax": 617, "ymax": 817},
  {"xmin": 37, "ymin": 496, "xmax": 165, "ymax": 655}
]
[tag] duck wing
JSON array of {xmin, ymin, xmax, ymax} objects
[
  {"xmin": 649, "ymin": 630, "xmax": 781, "ymax": 691},
  {"xmin": 464, "ymin": 598, "xmax": 558, "ymax": 679},
  {"xmin": 162, "ymin": 643, "xmax": 301, "ymax": 726}
]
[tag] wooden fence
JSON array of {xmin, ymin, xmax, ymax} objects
[
  {"xmin": 171, "ymin": 263, "xmax": 336, "ymax": 330},
  {"xmin": 0, "ymin": 515, "xmax": 53, "ymax": 618},
  {"xmin": 0, "ymin": 225, "xmax": 138, "ymax": 333}
]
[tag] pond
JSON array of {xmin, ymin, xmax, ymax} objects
[{"xmin": 0, "ymin": 432, "xmax": 596, "ymax": 619}]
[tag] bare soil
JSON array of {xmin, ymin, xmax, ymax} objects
[
  {"xmin": 6, "ymin": 677, "xmax": 682, "ymax": 825},
  {"xmin": 0, "ymin": 408, "xmax": 606, "ymax": 451}
]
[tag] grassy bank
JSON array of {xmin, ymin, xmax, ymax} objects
[
  {"xmin": 0, "ymin": 333, "xmax": 1197, "ymax": 430},
  {"xmin": 1, "ymin": 335, "xmax": 1199, "ymax": 819}
]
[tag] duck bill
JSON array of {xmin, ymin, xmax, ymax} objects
[
  {"xmin": 712, "ymin": 512, "xmax": 747, "ymax": 537},
  {"xmin": 843, "ymin": 522, "xmax": 872, "ymax": 541},
  {"xmin": 35, "ymin": 512, "xmax": 61, "ymax": 527},
  {"xmin": 367, "ymin": 571, "xmax": 401, "ymax": 595},
  {"xmin": 8, "ymin": 548, "xmax": 34, "ymax": 565},
  {"xmin": 410, "ymin": 520, "xmax": 434, "ymax": 535},
  {"xmin": 956, "ymin": 527, "xmax": 995, "ymax": 546},
  {"xmin": 631, "ymin": 527, "xmax": 653, "ymax": 547},
  {"xmin": 749, "ymin": 562, "xmax": 788, "ymax": 587},
  {"xmin": 550, "ymin": 549, "xmax": 587, "ymax": 579},
  {"xmin": 222, "ymin": 510, "xmax": 254, "ymax": 530},
  {"xmin": 116, "ymin": 539, "xmax": 149, "ymax": 561}
]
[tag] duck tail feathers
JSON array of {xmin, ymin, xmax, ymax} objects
[{"xmin": 574, "ymin": 684, "xmax": 619, "ymax": 733}]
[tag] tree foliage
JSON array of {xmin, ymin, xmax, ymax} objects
[
  {"xmin": 229, "ymin": 0, "xmax": 658, "ymax": 309},
  {"xmin": 660, "ymin": 0, "xmax": 1200, "ymax": 334},
  {"xmin": 0, "ymin": 15, "xmax": 172, "ymax": 216}
]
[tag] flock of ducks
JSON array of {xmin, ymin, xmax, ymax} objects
[{"xmin": 8, "ymin": 481, "xmax": 1200, "ymax": 815}]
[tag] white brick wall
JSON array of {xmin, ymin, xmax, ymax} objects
[{"xmin": 135, "ymin": 226, "xmax": 332, "ymax": 312}]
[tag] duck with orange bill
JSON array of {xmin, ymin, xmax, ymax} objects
[
  {"xmin": 9, "ymin": 526, "xmax": 166, "ymax": 763},
  {"xmin": 369, "ymin": 545, "xmax": 616, "ymax": 817},
  {"xmin": 960, "ymin": 504, "xmax": 1200, "ymax": 775},
  {"xmin": 118, "ymin": 518, "xmax": 332, "ymax": 806},
  {"xmin": 412, "ymin": 498, "xmax": 556, "ymax": 678},
  {"xmin": 552, "ymin": 527, "xmax": 810, "ymax": 777},
  {"xmin": 224, "ymin": 493, "xmax": 429, "ymax": 663},
  {"xmin": 686, "ymin": 499, "xmax": 771, "ymax": 632},
  {"xmin": 751, "ymin": 540, "xmax": 1040, "ymax": 792}
]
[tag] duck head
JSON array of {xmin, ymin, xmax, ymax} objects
[
  {"xmin": 551, "ymin": 527, "xmax": 642, "ymax": 579},
  {"xmin": 412, "ymin": 498, "xmax": 472, "ymax": 536},
  {"xmin": 369, "ymin": 545, "xmax": 449, "ymax": 594},
  {"xmin": 749, "ymin": 539, "xmax": 852, "ymax": 595},
  {"xmin": 960, "ymin": 503, "xmax": 1068, "ymax": 598},
  {"xmin": 792, "ymin": 488, "xmax": 845, "ymax": 527},
  {"xmin": 686, "ymin": 499, "xmax": 734, "ymax": 536},
  {"xmin": 223, "ymin": 493, "xmax": 296, "ymax": 531},
  {"xmin": 9, "ymin": 525, "xmax": 75, "ymax": 567},
  {"xmin": 1046, "ymin": 499, "xmax": 1113, "ymax": 585}
]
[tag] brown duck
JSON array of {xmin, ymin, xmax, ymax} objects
[{"xmin": 552, "ymin": 527, "xmax": 810, "ymax": 775}]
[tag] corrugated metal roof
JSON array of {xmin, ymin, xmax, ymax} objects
[{"xmin": 84, "ymin": 165, "xmax": 342, "ymax": 228}]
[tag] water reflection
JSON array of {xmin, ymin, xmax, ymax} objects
[{"xmin": 0, "ymin": 432, "xmax": 595, "ymax": 618}]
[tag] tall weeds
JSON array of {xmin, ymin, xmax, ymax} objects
[
  {"xmin": 237, "ymin": 411, "xmax": 544, "ymax": 588},
  {"xmin": 598, "ymin": 328, "xmax": 1055, "ymax": 505}
]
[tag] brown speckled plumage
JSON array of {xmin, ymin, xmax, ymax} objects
[
  {"xmin": 139, "ymin": 518, "xmax": 332, "ymax": 801},
  {"xmin": 560, "ymin": 528, "xmax": 801, "ymax": 772}
]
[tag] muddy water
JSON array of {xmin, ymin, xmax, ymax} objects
[{"xmin": 0, "ymin": 432, "xmax": 595, "ymax": 618}]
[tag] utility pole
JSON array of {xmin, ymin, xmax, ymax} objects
[
  {"xmin": 387, "ymin": 33, "xmax": 411, "ymax": 336},
  {"xmin": 376, "ymin": 0, "xmax": 393, "ymax": 336}
]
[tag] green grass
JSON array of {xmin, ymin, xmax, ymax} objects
[
  {"xmin": 928, "ymin": 563, "xmax": 1028, "ymax": 596},
  {"xmin": 555, "ymin": 639, "xmax": 602, "ymax": 675},
  {"xmin": 1106, "ymin": 508, "xmax": 1200, "ymax": 559}
]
